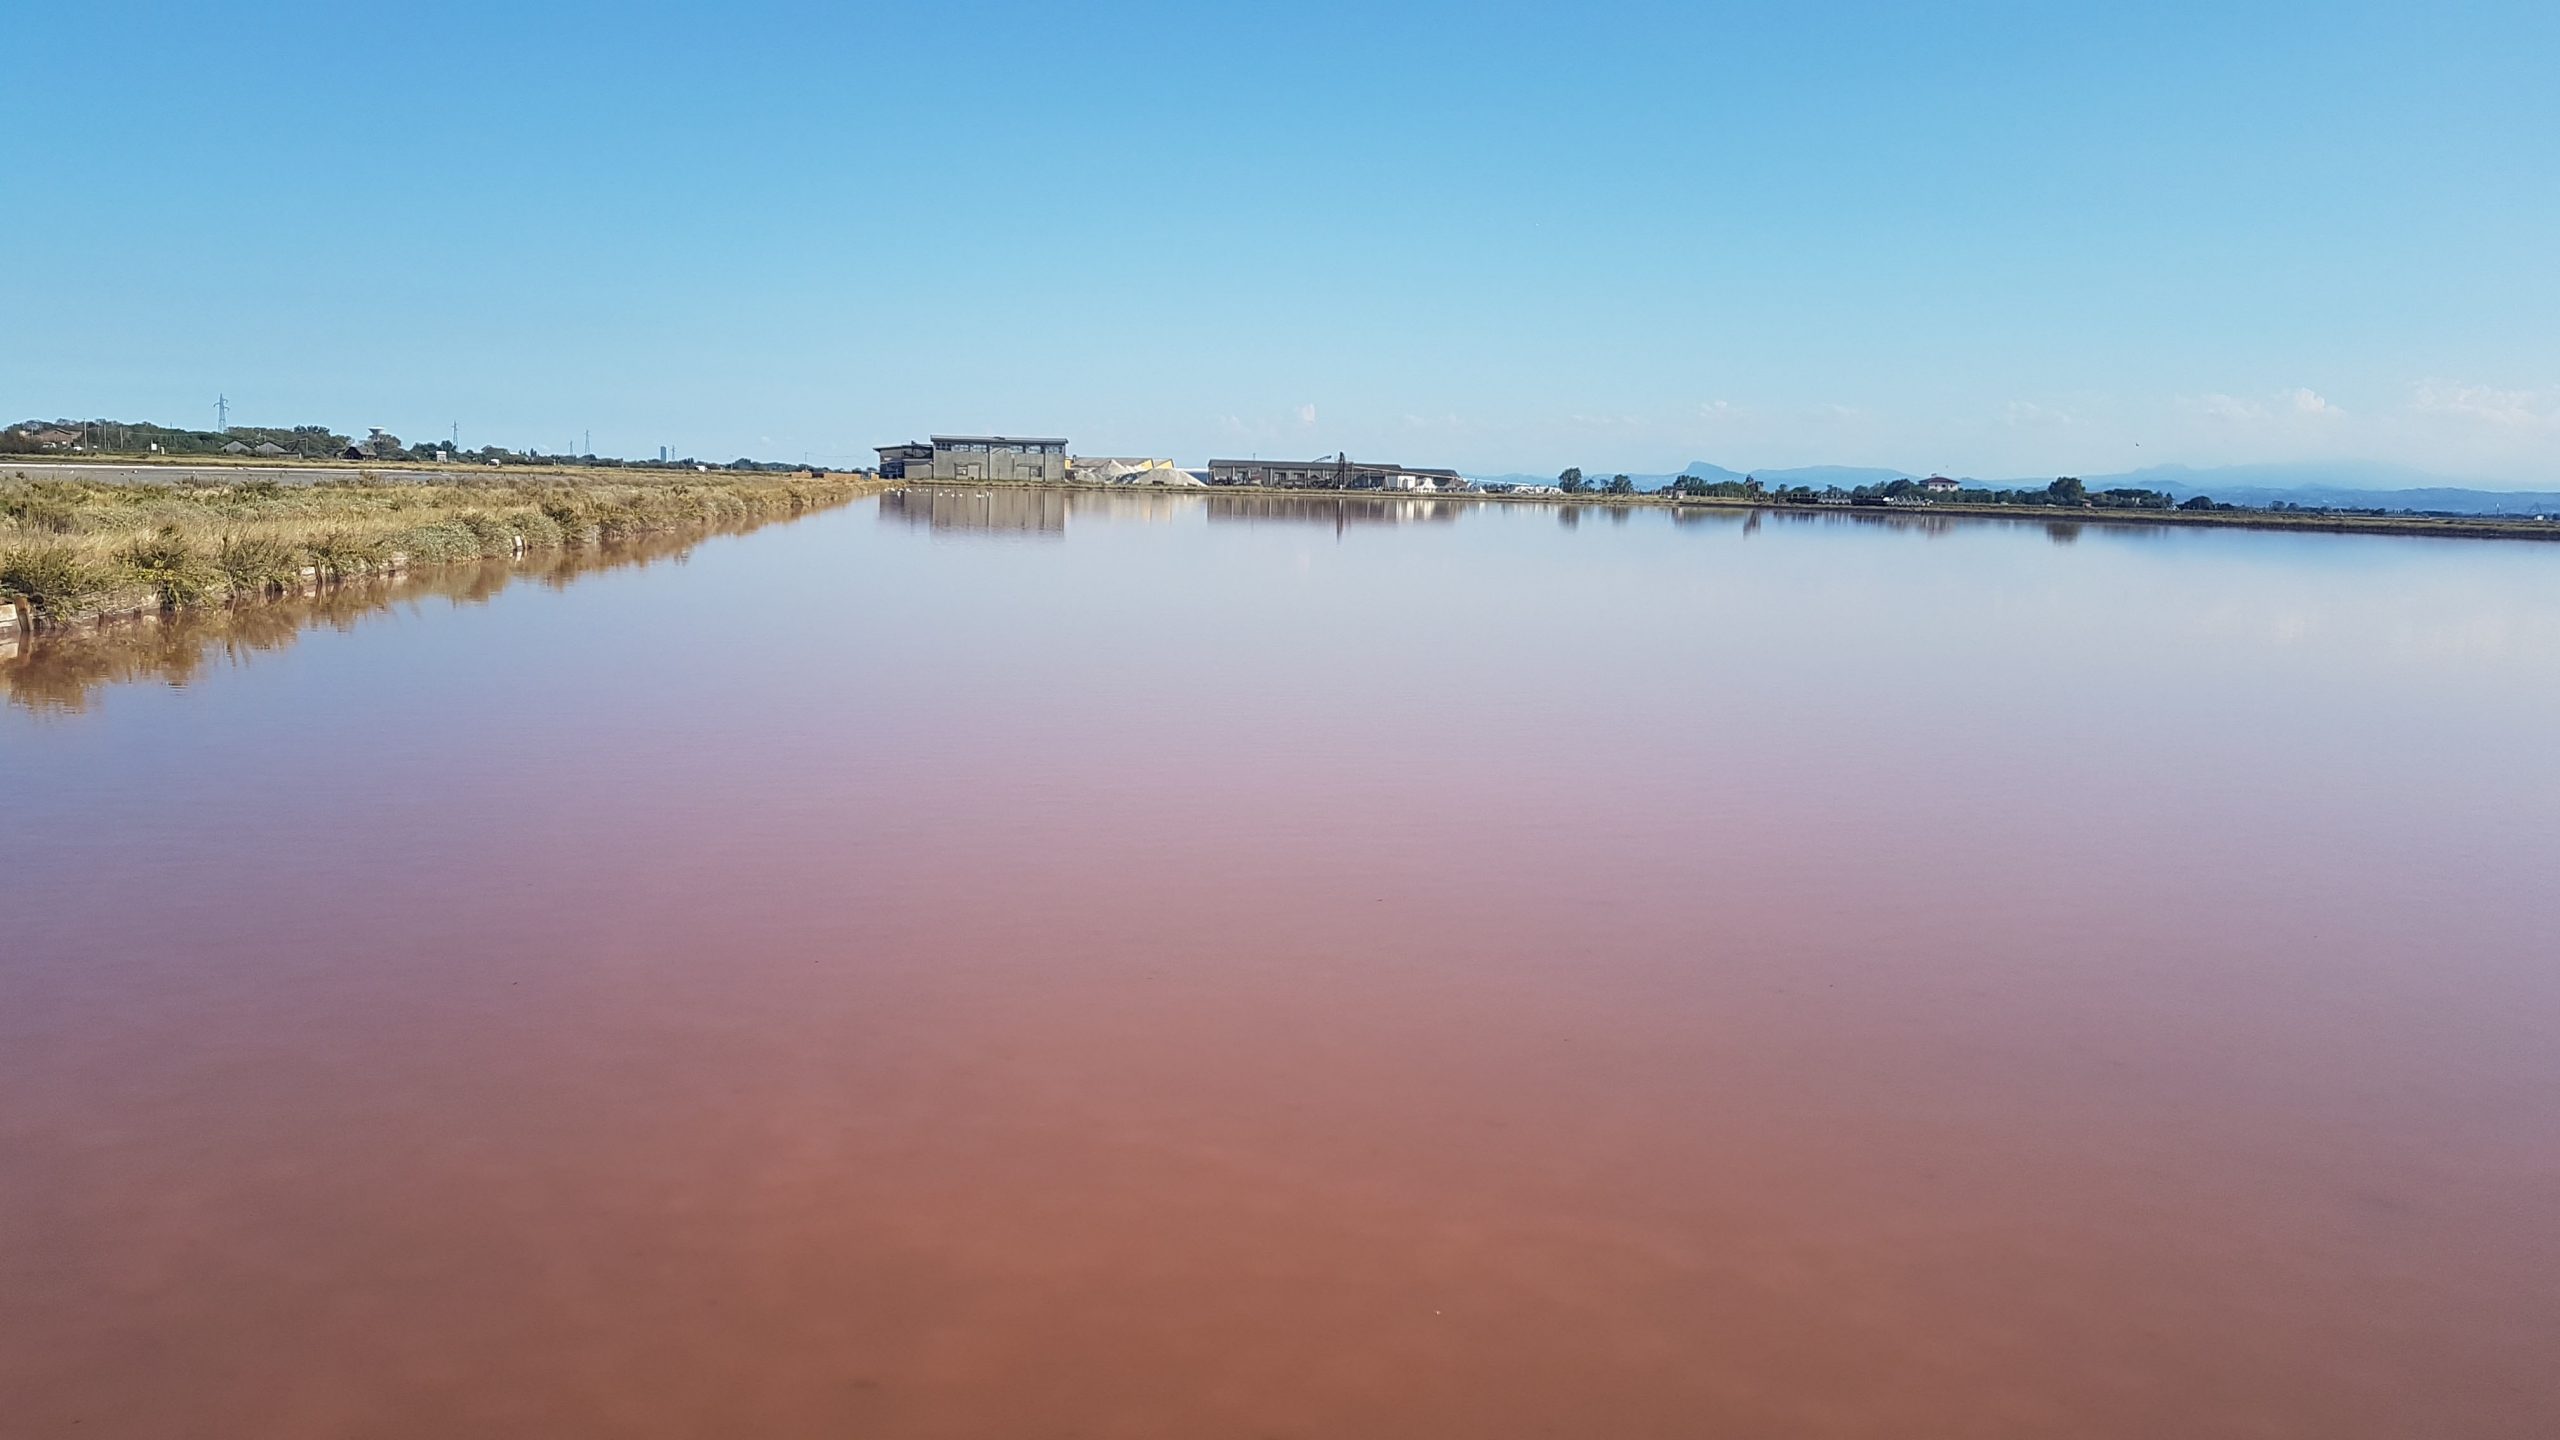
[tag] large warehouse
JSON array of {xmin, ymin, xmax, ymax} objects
[
  {"xmin": 874, "ymin": 435, "xmax": 1069, "ymax": 483},
  {"xmin": 1205, "ymin": 455, "xmax": 1468, "ymax": 491}
]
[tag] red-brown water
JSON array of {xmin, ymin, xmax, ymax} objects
[{"xmin": 6, "ymin": 493, "xmax": 2558, "ymax": 1437}]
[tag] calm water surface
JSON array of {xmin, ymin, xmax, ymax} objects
[{"xmin": 5, "ymin": 493, "xmax": 2558, "ymax": 1437}]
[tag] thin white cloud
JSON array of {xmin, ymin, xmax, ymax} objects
[
  {"xmin": 2004, "ymin": 401, "xmax": 2077, "ymax": 427},
  {"xmin": 2412, "ymin": 380, "xmax": 2558, "ymax": 430},
  {"xmin": 2194, "ymin": 388, "xmax": 2340, "ymax": 423},
  {"xmin": 1216, "ymin": 405, "xmax": 1326, "ymax": 446}
]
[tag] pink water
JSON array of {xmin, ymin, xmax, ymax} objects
[{"xmin": 5, "ymin": 494, "xmax": 2557, "ymax": 1436}]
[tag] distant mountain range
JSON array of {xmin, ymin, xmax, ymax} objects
[{"xmin": 1466, "ymin": 459, "xmax": 2560, "ymax": 515}]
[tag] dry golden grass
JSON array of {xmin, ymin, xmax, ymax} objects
[{"xmin": 0, "ymin": 470, "xmax": 875, "ymax": 624}]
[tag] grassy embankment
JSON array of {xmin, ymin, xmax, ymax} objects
[{"xmin": 0, "ymin": 470, "xmax": 876, "ymax": 628}]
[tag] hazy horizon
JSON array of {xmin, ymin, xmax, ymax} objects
[{"xmin": 8, "ymin": 2, "xmax": 2555, "ymax": 484}]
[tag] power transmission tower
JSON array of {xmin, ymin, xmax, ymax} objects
[{"xmin": 216, "ymin": 394, "xmax": 230, "ymax": 431}]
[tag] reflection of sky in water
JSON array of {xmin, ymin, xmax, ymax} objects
[
  {"xmin": 7, "ymin": 492, "xmax": 2558, "ymax": 1438},
  {"xmin": 17, "ymin": 495, "xmax": 2557, "ymax": 716}
]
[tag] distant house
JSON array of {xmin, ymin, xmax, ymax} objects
[
  {"xmin": 253, "ymin": 441, "xmax": 288, "ymax": 457},
  {"xmin": 25, "ymin": 426, "xmax": 78, "ymax": 448},
  {"xmin": 221, "ymin": 440, "xmax": 251, "ymax": 454},
  {"xmin": 1922, "ymin": 475, "xmax": 1961, "ymax": 493}
]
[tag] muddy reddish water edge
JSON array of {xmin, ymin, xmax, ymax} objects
[{"xmin": 5, "ymin": 493, "xmax": 2557, "ymax": 1437}]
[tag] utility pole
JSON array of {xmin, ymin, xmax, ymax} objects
[{"xmin": 584, "ymin": 429, "xmax": 592, "ymax": 458}]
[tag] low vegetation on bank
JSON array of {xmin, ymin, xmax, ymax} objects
[{"xmin": 0, "ymin": 470, "xmax": 873, "ymax": 627}]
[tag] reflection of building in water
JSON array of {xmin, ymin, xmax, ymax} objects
[
  {"xmin": 1206, "ymin": 454, "xmax": 1468, "ymax": 492},
  {"xmin": 878, "ymin": 485, "xmax": 1067, "ymax": 536},
  {"xmin": 1671, "ymin": 505, "xmax": 1751, "ymax": 529},
  {"xmin": 874, "ymin": 435, "xmax": 1068, "ymax": 483},
  {"xmin": 1064, "ymin": 490, "xmax": 1206, "ymax": 526},
  {"xmin": 1205, "ymin": 494, "xmax": 1464, "ymax": 534},
  {"xmin": 1765, "ymin": 509, "xmax": 1967, "ymax": 539}
]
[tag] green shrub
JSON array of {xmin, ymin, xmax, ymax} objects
[
  {"xmin": 455, "ymin": 511, "xmax": 514, "ymax": 555},
  {"xmin": 0, "ymin": 544, "xmax": 108, "ymax": 620},
  {"xmin": 120, "ymin": 525, "xmax": 216, "ymax": 607},
  {"xmin": 306, "ymin": 530, "xmax": 386, "ymax": 578},
  {"xmin": 121, "ymin": 524, "xmax": 193, "ymax": 573},
  {"xmin": 2, "ymin": 483, "xmax": 83, "ymax": 534},
  {"xmin": 215, "ymin": 534, "xmax": 302, "ymax": 595},
  {"xmin": 509, "ymin": 508, "xmax": 563, "ymax": 550},
  {"xmin": 541, "ymin": 499, "xmax": 595, "ymax": 547},
  {"xmin": 385, "ymin": 520, "xmax": 481, "ymax": 565},
  {"xmin": 593, "ymin": 494, "xmax": 656, "ymax": 539}
]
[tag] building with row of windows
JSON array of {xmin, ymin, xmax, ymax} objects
[
  {"xmin": 875, "ymin": 437, "xmax": 1474, "ymax": 493},
  {"xmin": 1203, "ymin": 454, "xmax": 1468, "ymax": 492},
  {"xmin": 874, "ymin": 435, "xmax": 1069, "ymax": 483}
]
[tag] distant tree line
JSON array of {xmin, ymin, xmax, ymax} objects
[
  {"xmin": 4, "ymin": 420, "xmax": 353, "ymax": 459},
  {"xmin": 4, "ymin": 417, "xmax": 830, "ymax": 473},
  {"xmin": 1645, "ymin": 472, "xmax": 2235, "ymax": 511},
  {"xmin": 1553, "ymin": 468, "xmax": 1637, "ymax": 496}
]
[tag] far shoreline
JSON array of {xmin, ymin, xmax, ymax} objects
[
  {"xmin": 16, "ymin": 454, "xmax": 2554, "ymax": 544},
  {"xmin": 892, "ymin": 477, "xmax": 2560, "ymax": 544}
]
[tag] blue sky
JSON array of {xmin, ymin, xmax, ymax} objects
[{"xmin": 6, "ymin": 1, "xmax": 2556, "ymax": 482}]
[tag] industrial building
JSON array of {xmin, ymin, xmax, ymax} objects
[
  {"xmin": 874, "ymin": 435, "xmax": 1068, "ymax": 483},
  {"xmin": 1204, "ymin": 455, "xmax": 1468, "ymax": 492},
  {"xmin": 872, "ymin": 437, "xmax": 1470, "ymax": 492},
  {"xmin": 873, "ymin": 442, "xmax": 932, "ymax": 480}
]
